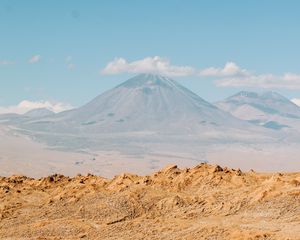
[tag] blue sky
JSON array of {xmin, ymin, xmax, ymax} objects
[{"xmin": 1, "ymin": 0, "xmax": 300, "ymax": 112}]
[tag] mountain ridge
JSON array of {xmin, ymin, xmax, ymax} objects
[
  {"xmin": 216, "ymin": 90, "xmax": 300, "ymax": 130},
  {"xmin": 23, "ymin": 108, "xmax": 54, "ymax": 118}
]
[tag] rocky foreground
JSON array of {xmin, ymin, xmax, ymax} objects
[{"xmin": 0, "ymin": 164, "xmax": 300, "ymax": 240}]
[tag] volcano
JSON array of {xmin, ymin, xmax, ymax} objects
[{"xmin": 21, "ymin": 74, "xmax": 252, "ymax": 135}]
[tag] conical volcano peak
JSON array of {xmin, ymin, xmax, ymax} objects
[
  {"xmin": 119, "ymin": 73, "xmax": 176, "ymax": 89},
  {"xmin": 22, "ymin": 72, "xmax": 250, "ymax": 135}
]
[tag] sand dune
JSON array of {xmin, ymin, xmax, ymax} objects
[{"xmin": 1, "ymin": 164, "xmax": 300, "ymax": 239}]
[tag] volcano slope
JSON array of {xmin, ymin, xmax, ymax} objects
[{"xmin": 1, "ymin": 164, "xmax": 300, "ymax": 240}]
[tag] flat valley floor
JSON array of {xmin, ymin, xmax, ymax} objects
[{"xmin": 1, "ymin": 124, "xmax": 300, "ymax": 178}]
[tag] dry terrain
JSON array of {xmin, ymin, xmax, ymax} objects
[{"xmin": 0, "ymin": 164, "xmax": 300, "ymax": 239}]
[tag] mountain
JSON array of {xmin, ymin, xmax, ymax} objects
[
  {"xmin": 24, "ymin": 108, "xmax": 54, "ymax": 118},
  {"xmin": 0, "ymin": 113, "xmax": 23, "ymax": 124},
  {"xmin": 20, "ymin": 74, "xmax": 253, "ymax": 135},
  {"xmin": 0, "ymin": 108, "xmax": 54, "ymax": 125},
  {"xmin": 216, "ymin": 91, "xmax": 300, "ymax": 130}
]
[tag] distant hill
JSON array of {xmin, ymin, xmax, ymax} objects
[
  {"xmin": 24, "ymin": 108, "xmax": 54, "ymax": 118},
  {"xmin": 0, "ymin": 108, "xmax": 54, "ymax": 125},
  {"xmin": 216, "ymin": 91, "xmax": 300, "ymax": 130}
]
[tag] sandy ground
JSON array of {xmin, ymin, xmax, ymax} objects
[
  {"xmin": 1, "ymin": 124, "xmax": 300, "ymax": 178},
  {"xmin": 207, "ymin": 144, "xmax": 300, "ymax": 173},
  {"xmin": 0, "ymin": 125, "xmax": 199, "ymax": 178},
  {"xmin": 0, "ymin": 164, "xmax": 300, "ymax": 239},
  {"xmin": 0, "ymin": 125, "xmax": 90, "ymax": 177}
]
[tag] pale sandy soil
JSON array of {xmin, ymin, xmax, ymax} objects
[
  {"xmin": 2, "ymin": 124, "xmax": 300, "ymax": 179},
  {"xmin": 0, "ymin": 125, "xmax": 90, "ymax": 177},
  {"xmin": 0, "ymin": 164, "xmax": 300, "ymax": 239},
  {"xmin": 0, "ymin": 124, "xmax": 199, "ymax": 178},
  {"xmin": 207, "ymin": 144, "xmax": 300, "ymax": 173}
]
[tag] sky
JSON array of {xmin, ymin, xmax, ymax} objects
[{"xmin": 1, "ymin": 0, "xmax": 300, "ymax": 113}]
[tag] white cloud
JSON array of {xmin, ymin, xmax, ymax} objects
[
  {"xmin": 215, "ymin": 73, "xmax": 300, "ymax": 89},
  {"xmin": 28, "ymin": 55, "xmax": 41, "ymax": 64},
  {"xmin": 199, "ymin": 62, "xmax": 250, "ymax": 77},
  {"xmin": 0, "ymin": 60, "xmax": 14, "ymax": 65},
  {"xmin": 0, "ymin": 100, "xmax": 73, "ymax": 114},
  {"xmin": 199, "ymin": 62, "xmax": 300, "ymax": 90},
  {"xmin": 101, "ymin": 56, "xmax": 195, "ymax": 77},
  {"xmin": 291, "ymin": 98, "xmax": 300, "ymax": 107}
]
